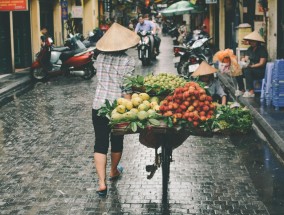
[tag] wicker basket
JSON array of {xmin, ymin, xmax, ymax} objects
[{"xmin": 139, "ymin": 127, "xmax": 190, "ymax": 149}]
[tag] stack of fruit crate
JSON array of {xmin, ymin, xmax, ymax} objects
[{"xmin": 272, "ymin": 59, "xmax": 284, "ymax": 110}]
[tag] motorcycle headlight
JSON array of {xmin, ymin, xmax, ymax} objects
[{"xmin": 143, "ymin": 37, "xmax": 149, "ymax": 44}]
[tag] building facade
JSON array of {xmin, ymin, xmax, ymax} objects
[
  {"xmin": 0, "ymin": 0, "xmax": 99, "ymax": 74},
  {"xmin": 1, "ymin": 0, "xmax": 282, "ymax": 74},
  {"xmin": 216, "ymin": 0, "xmax": 281, "ymax": 61}
]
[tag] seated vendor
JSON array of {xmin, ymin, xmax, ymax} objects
[
  {"xmin": 191, "ymin": 61, "xmax": 227, "ymax": 105},
  {"xmin": 241, "ymin": 31, "xmax": 268, "ymax": 98}
]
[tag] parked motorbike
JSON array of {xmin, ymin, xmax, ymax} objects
[
  {"xmin": 30, "ymin": 35, "xmax": 96, "ymax": 82},
  {"xmin": 137, "ymin": 30, "xmax": 157, "ymax": 66},
  {"xmin": 168, "ymin": 26, "xmax": 179, "ymax": 45},
  {"xmin": 174, "ymin": 37, "xmax": 214, "ymax": 78},
  {"xmin": 81, "ymin": 28, "xmax": 103, "ymax": 48},
  {"xmin": 162, "ymin": 20, "xmax": 173, "ymax": 35},
  {"xmin": 186, "ymin": 29, "xmax": 210, "ymax": 46},
  {"xmin": 81, "ymin": 30, "xmax": 103, "ymax": 60}
]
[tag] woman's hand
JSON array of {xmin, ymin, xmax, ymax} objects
[
  {"xmin": 123, "ymin": 94, "xmax": 131, "ymax": 100},
  {"xmin": 249, "ymin": 58, "xmax": 267, "ymax": 68}
]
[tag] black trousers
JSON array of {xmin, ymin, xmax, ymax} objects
[
  {"xmin": 154, "ymin": 35, "xmax": 161, "ymax": 52},
  {"xmin": 236, "ymin": 75, "xmax": 245, "ymax": 91},
  {"xmin": 39, "ymin": 47, "xmax": 52, "ymax": 71},
  {"xmin": 243, "ymin": 67, "xmax": 265, "ymax": 91},
  {"xmin": 92, "ymin": 109, "xmax": 124, "ymax": 154}
]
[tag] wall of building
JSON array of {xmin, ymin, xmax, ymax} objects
[
  {"xmin": 30, "ymin": 0, "xmax": 41, "ymax": 59},
  {"xmin": 83, "ymin": 0, "xmax": 98, "ymax": 36},
  {"xmin": 53, "ymin": 0, "xmax": 63, "ymax": 46},
  {"xmin": 267, "ymin": 0, "xmax": 277, "ymax": 61},
  {"xmin": 29, "ymin": 0, "xmax": 99, "ymax": 60},
  {"xmin": 219, "ymin": 0, "xmax": 225, "ymax": 50}
]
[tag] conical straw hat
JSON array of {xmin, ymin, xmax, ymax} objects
[
  {"xmin": 96, "ymin": 23, "xmax": 140, "ymax": 52},
  {"xmin": 243, "ymin": 30, "xmax": 265, "ymax": 43},
  {"xmin": 191, "ymin": 61, "xmax": 217, "ymax": 77}
]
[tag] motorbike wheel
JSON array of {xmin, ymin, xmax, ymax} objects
[
  {"xmin": 30, "ymin": 67, "xmax": 48, "ymax": 82},
  {"xmin": 177, "ymin": 60, "xmax": 189, "ymax": 77},
  {"xmin": 81, "ymin": 64, "xmax": 96, "ymax": 80},
  {"xmin": 142, "ymin": 58, "xmax": 151, "ymax": 66}
]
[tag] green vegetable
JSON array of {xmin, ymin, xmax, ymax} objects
[{"xmin": 211, "ymin": 105, "xmax": 253, "ymax": 134}]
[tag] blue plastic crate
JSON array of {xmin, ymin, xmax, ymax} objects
[
  {"xmin": 253, "ymin": 79, "xmax": 263, "ymax": 93},
  {"xmin": 272, "ymin": 100, "xmax": 284, "ymax": 110},
  {"xmin": 274, "ymin": 59, "xmax": 284, "ymax": 70},
  {"xmin": 272, "ymin": 75, "xmax": 284, "ymax": 80},
  {"xmin": 272, "ymin": 88, "xmax": 284, "ymax": 93},
  {"xmin": 272, "ymin": 85, "xmax": 284, "ymax": 91},
  {"xmin": 272, "ymin": 61, "xmax": 284, "ymax": 79}
]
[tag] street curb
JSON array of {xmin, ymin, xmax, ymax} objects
[
  {"xmin": 219, "ymin": 74, "xmax": 284, "ymax": 160},
  {"xmin": 0, "ymin": 75, "xmax": 33, "ymax": 108}
]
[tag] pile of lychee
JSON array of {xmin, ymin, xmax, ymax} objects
[{"xmin": 159, "ymin": 81, "xmax": 216, "ymax": 127}]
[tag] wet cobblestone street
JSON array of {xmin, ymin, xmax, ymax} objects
[{"xmin": 0, "ymin": 36, "xmax": 270, "ymax": 214}]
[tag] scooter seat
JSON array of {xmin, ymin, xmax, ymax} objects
[
  {"xmin": 60, "ymin": 48, "xmax": 87, "ymax": 62},
  {"xmin": 52, "ymin": 46, "xmax": 70, "ymax": 52}
]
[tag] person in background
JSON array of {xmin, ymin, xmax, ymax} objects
[
  {"xmin": 39, "ymin": 26, "xmax": 52, "ymax": 71},
  {"xmin": 150, "ymin": 16, "xmax": 161, "ymax": 54},
  {"xmin": 177, "ymin": 20, "xmax": 187, "ymax": 45},
  {"xmin": 135, "ymin": 14, "xmax": 155, "ymax": 33},
  {"xmin": 40, "ymin": 26, "xmax": 49, "ymax": 47},
  {"xmin": 92, "ymin": 23, "xmax": 140, "ymax": 197},
  {"xmin": 191, "ymin": 61, "xmax": 227, "ymax": 105},
  {"xmin": 241, "ymin": 31, "xmax": 268, "ymax": 98},
  {"xmin": 135, "ymin": 14, "xmax": 160, "ymax": 54},
  {"xmin": 128, "ymin": 20, "xmax": 134, "ymax": 31}
]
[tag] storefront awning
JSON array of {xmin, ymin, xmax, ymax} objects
[{"xmin": 161, "ymin": 0, "xmax": 203, "ymax": 16}]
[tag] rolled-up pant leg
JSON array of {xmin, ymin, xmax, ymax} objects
[
  {"xmin": 92, "ymin": 109, "xmax": 123, "ymax": 154},
  {"xmin": 235, "ymin": 75, "xmax": 245, "ymax": 91}
]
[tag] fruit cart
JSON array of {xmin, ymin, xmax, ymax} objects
[
  {"xmin": 111, "ymin": 125, "xmax": 213, "ymax": 201},
  {"xmin": 104, "ymin": 74, "xmax": 252, "ymax": 201}
]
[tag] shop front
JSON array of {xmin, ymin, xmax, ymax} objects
[
  {"xmin": 0, "ymin": 12, "xmax": 11, "ymax": 74},
  {"xmin": 0, "ymin": 0, "xmax": 32, "ymax": 74},
  {"xmin": 13, "ymin": 11, "xmax": 32, "ymax": 68}
]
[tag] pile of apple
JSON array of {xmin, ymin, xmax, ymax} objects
[
  {"xmin": 111, "ymin": 93, "xmax": 161, "ymax": 122},
  {"xmin": 159, "ymin": 81, "xmax": 216, "ymax": 127}
]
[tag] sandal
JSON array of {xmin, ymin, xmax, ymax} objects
[
  {"xmin": 243, "ymin": 91, "xmax": 255, "ymax": 98},
  {"xmin": 96, "ymin": 187, "xmax": 107, "ymax": 197},
  {"xmin": 109, "ymin": 165, "xmax": 124, "ymax": 181}
]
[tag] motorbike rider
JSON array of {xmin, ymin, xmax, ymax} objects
[
  {"xmin": 135, "ymin": 14, "xmax": 160, "ymax": 55},
  {"xmin": 146, "ymin": 14, "xmax": 161, "ymax": 54}
]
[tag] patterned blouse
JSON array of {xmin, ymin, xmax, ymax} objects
[{"xmin": 92, "ymin": 52, "xmax": 135, "ymax": 110}]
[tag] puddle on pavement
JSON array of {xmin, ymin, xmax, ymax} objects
[{"xmin": 230, "ymin": 128, "xmax": 284, "ymax": 215}]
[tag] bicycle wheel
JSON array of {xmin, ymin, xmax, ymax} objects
[{"xmin": 161, "ymin": 143, "xmax": 171, "ymax": 198}]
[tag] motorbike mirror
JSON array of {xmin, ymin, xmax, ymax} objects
[
  {"xmin": 48, "ymin": 38, "xmax": 53, "ymax": 44},
  {"xmin": 191, "ymin": 40, "xmax": 203, "ymax": 49},
  {"xmin": 89, "ymin": 31, "xmax": 95, "ymax": 37}
]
